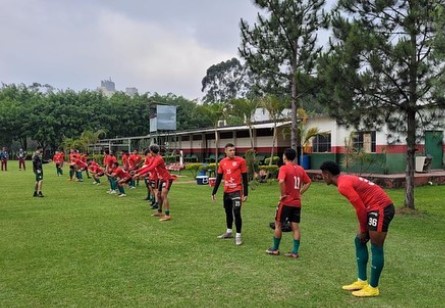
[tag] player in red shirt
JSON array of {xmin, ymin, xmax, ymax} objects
[
  {"xmin": 111, "ymin": 162, "xmax": 132, "ymax": 197},
  {"xmin": 68, "ymin": 149, "xmax": 80, "ymax": 181},
  {"xmin": 53, "ymin": 150, "xmax": 64, "ymax": 176},
  {"xmin": 211, "ymin": 143, "xmax": 248, "ymax": 246},
  {"xmin": 266, "ymin": 148, "xmax": 311, "ymax": 258},
  {"xmin": 88, "ymin": 159, "xmax": 105, "ymax": 184},
  {"xmin": 128, "ymin": 149, "xmax": 142, "ymax": 189},
  {"xmin": 104, "ymin": 150, "xmax": 118, "ymax": 194},
  {"xmin": 133, "ymin": 144, "xmax": 174, "ymax": 221},
  {"xmin": 320, "ymin": 161, "xmax": 395, "ymax": 297}
]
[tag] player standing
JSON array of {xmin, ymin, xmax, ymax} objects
[
  {"xmin": 211, "ymin": 143, "xmax": 248, "ymax": 246},
  {"xmin": 320, "ymin": 161, "xmax": 395, "ymax": 297},
  {"xmin": 266, "ymin": 148, "xmax": 311, "ymax": 258},
  {"xmin": 32, "ymin": 146, "xmax": 50, "ymax": 197}
]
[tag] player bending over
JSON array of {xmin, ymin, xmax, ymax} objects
[{"xmin": 320, "ymin": 161, "xmax": 395, "ymax": 297}]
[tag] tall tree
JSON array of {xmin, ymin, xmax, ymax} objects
[
  {"xmin": 201, "ymin": 58, "xmax": 253, "ymax": 103},
  {"xmin": 318, "ymin": 0, "xmax": 445, "ymax": 209},
  {"xmin": 239, "ymin": 0, "xmax": 328, "ymax": 150}
]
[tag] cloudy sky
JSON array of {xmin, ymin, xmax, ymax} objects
[{"xmin": 1, "ymin": 0, "xmax": 333, "ymax": 100}]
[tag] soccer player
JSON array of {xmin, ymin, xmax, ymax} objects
[
  {"xmin": 320, "ymin": 161, "xmax": 395, "ymax": 297},
  {"xmin": 88, "ymin": 159, "xmax": 105, "ymax": 184},
  {"xmin": 32, "ymin": 146, "xmax": 50, "ymax": 197},
  {"xmin": 110, "ymin": 162, "xmax": 132, "ymax": 197},
  {"xmin": 211, "ymin": 143, "xmax": 248, "ymax": 246},
  {"xmin": 1, "ymin": 147, "xmax": 9, "ymax": 171},
  {"xmin": 266, "ymin": 148, "xmax": 311, "ymax": 258},
  {"xmin": 17, "ymin": 148, "xmax": 26, "ymax": 171},
  {"xmin": 104, "ymin": 150, "xmax": 118, "ymax": 194},
  {"xmin": 68, "ymin": 149, "xmax": 80, "ymax": 181},
  {"xmin": 53, "ymin": 150, "xmax": 64, "ymax": 176},
  {"xmin": 133, "ymin": 144, "xmax": 174, "ymax": 221},
  {"xmin": 128, "ymin": 149, "xmax": 142, "ymax": 188}
]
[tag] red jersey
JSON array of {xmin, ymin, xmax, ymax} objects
[
  {"xmin": 137, "ymin": 155, "xmax": 171, "ymax": 181},
  {"xmin": 89, "ymin": 161, "xmax": 104, "ymax": 174},
  {"xmin": 69, "ymin": 152, "xmax": 80, "ymax": 165},
  {"xmin": 53, "ymin": 153, "xmax": 64, "ymax": 164},
  {"xmin": 112, "ymin": 166, "xmax": 131, "ymax": 180},
  {"xmin": 74, "ymin": 158, "xmax": 88, "ymax": 169},
  {"xmin": 104, "ymin": 155, "xmax": 117, "ymax": 169},
  {"xmin": 128, "ymin": 154, "xmax": 142, "ymax": 170},
  {"xmin": 278, "ymin": 162, "xmax": 311, "ymax": 207},
  {"xmin": 217, "ymin": 156, "xmax": 247, "ymax": 193},
  {"xmin": 337, "ymin": 175, "xmax": 393, "ymax": 233}
]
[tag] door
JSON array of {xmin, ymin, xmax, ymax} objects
[{"xmin": 425, "ymin": 131, "xmax": 443, "ymax": 169}]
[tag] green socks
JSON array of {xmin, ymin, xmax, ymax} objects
[
  {"xmin": 292, "ymin": 239, "xmax": 300, "ymax": 254},
  {"xmin": 272, "ymin": 237, "xmax": 281, "ymax": 250},
  {"xmin": 355, "ymin": 237, "xmax": 369, "ymax": 281},
  {"xmin": 370, "ymin": 244, "xmax": 384, "ymax": 287},
  {"xmin": 165, "ymin": 210, "xmax": 170, "ymax": 216}
]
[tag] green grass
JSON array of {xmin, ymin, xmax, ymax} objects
[{"xmin": 1, "ymin": 163, "xmax": 444, "ymax": 307}]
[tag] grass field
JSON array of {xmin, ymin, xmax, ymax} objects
[{"xmin": 1, "ymin": 162, "xmax": 444, "ymax": 307}]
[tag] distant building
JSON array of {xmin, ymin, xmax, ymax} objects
[
  {"xmin": 98, "ymin": 78, "xmax": 116, "ymax": 97},
  {"xmin": 125, "ymin": 87, "xmax": 138, "ymax": 96}
]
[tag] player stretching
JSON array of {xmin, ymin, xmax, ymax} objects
[
  {"xmin": 110, "ymin": 162, "xmax": 132, "ymax": 197},
  {"xmin": 266, "ymin": 148, "xmax": 311, "ymax": 258},
  {"xmin": 133, "ymin": 145, "xmax": 174, "ymax": 221},
  {"xmin": 320, "ymin": 161, "xmax": 395, "ymax": 297},
  {"xmin": 211, "ymin": 143, "xmax": 248, "ymax": 246}
]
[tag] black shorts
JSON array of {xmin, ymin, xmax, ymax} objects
[
  {"xmin": 367, "ymin": 204, "xmax": 395, "ymax": 232},
  {"xmin": 275, "ymin": 204, "xmax": 301, "ymax": 224},
  {"xmin": 35, "ymin": 170, "xmax": 43, "ymax": 181},
  {"xmin": 223, "ymin": 191, "xmax": 242, "ymax": 208},
  {"xmin": 159, "ymin": 179, "xmax": 173, "ymax": 191},
  {"xmin": 149, "ymin": 179, "xmax": 159, "ymax": 189}
]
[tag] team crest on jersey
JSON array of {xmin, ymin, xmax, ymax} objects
[{"xmin": 232, "ymin": 162, "xmax": 237, "ymax": 167}]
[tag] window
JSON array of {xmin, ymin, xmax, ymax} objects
[
  {"xmin": 352, "ymin": 131, "xmax": 376, "ymax": 153},
  {"xmin": 312, "ymin": 134, "xmax": 331, "ymax": 153}
]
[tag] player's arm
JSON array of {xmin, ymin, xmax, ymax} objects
[
  {"xmin": 338, "ymin": 186, "xmax": 368, "ymax": 233},
  {"xmin": 211, "ymin": 173, "xmax": 223, "ymax": 200},
  {"xmin": 300, "ymin": 172, "xmax": 312, "ymax": 195},
  {"xmin": 242, "ymin": 172, "xmax": 248, "ymax": 200}
]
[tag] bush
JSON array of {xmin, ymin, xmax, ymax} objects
[
  {"xmin": 185, "ymin": 163, "xmax": 203, "ymax": 178},
  {"xmin": 259, "ymin": 165, "xmax": 279, "ymax": 179},
  {"xmin": 164, "ymin": 155, "xmax": 178, "ymax": 164},
  {"xmin": 92, "ymin": 154, "xmax": 104, "ymax": 163},
  {"xmin": 264, "ymin": 156, "xmax": 280, "ymax": 165}
]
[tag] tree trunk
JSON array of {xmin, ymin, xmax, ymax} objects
[
  {"xmin": 404, "ymin": 109, "xmax": 416, "ymax": 209},
  {"xmin": 270, "ymin": 123, "xmax": 277, "ymax": 166},
  {"xmin": 291, "ymin": 78, "xmax": 297, "ymax": 151}
]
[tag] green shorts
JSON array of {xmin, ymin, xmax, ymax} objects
[{"xmin": 35, "ymin": 170, "xmax": 43, "ymax": 181}]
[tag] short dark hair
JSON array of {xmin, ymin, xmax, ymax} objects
[
  {"xmin": 283, "ymin": 148, "xmax": 296, "ymax": 161},
  {"xmin": 225, "ymin": 143, "xmax": 235, "ymax": 148},
  {"xmin": 320, "ymin": 161, "xmax": 340, "ymax": 176},
  {"xmin": 150, "ymin": 144, "xmax": 160, "ymax": 154},
  {"xmin": 36, "ymin": 146, "xmax": 43, "ymax": 151}
]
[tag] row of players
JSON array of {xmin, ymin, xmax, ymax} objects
[{"xmin": 62, "ymin": 145, "xmax": 175, "ymax": 221}]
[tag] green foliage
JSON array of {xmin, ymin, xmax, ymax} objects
[
  {"xmin": 259, "ymin": 165, "xmax": 279, "ymax": 179},
  {"xmin": 264, "ymin": 156, "xmax": 280, "ymax": 165},
  {"xmin": 184, "ymin": 163, "xmax": 203, "ymax": 178}
]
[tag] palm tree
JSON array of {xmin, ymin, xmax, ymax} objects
[
  {"xmin": 260, "ymin": 95, "xmax": 288, "ymax": 165},
  {"xmin": 62, "ymin": 129, "xmax": 107, "ymax": 153},
  {"xmin": 228, "ymin": 98, "xmax": 259, "ymax": 149},
  {"xmin": 198, "ymin": 103, "xmax": 227, "ymax": 172}
]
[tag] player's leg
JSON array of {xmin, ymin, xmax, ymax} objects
[
  {"xmin": 217, "ymin": 193, "xmax": 234, "ymax": 239},
  {"xmin": 117, "ymin": 179, "xmax": 126, "ymax": 197},
  {"xmin": 285, "ymin": 207, "xmax": 301, "ymax": 258},
  {"xmin": 351, "ymin": 204, "xmax": 394, "ymax": 297},
  {"xmin": 231, "ymin": 192, "xmax": 243, "ymax": 245},
  {"xmin": 159, "ymin": 181, "xmax": 172, "ymax": 221},
  {"xmin": 267, "ymin": 203, "xmax": 284, "ymax": 255}
]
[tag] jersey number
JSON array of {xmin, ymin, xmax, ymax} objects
[
  {"xmin": 368, "ymin": 217, "xmax": 377, "ymax": 227},
  {"xmin": 294, "ymin": 176, "xmax": 301, "ymax": 190}
]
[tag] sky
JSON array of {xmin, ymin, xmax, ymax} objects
[{"xmin": 0, "ymin": 0, "xmax": 334, "ymax": 100}]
